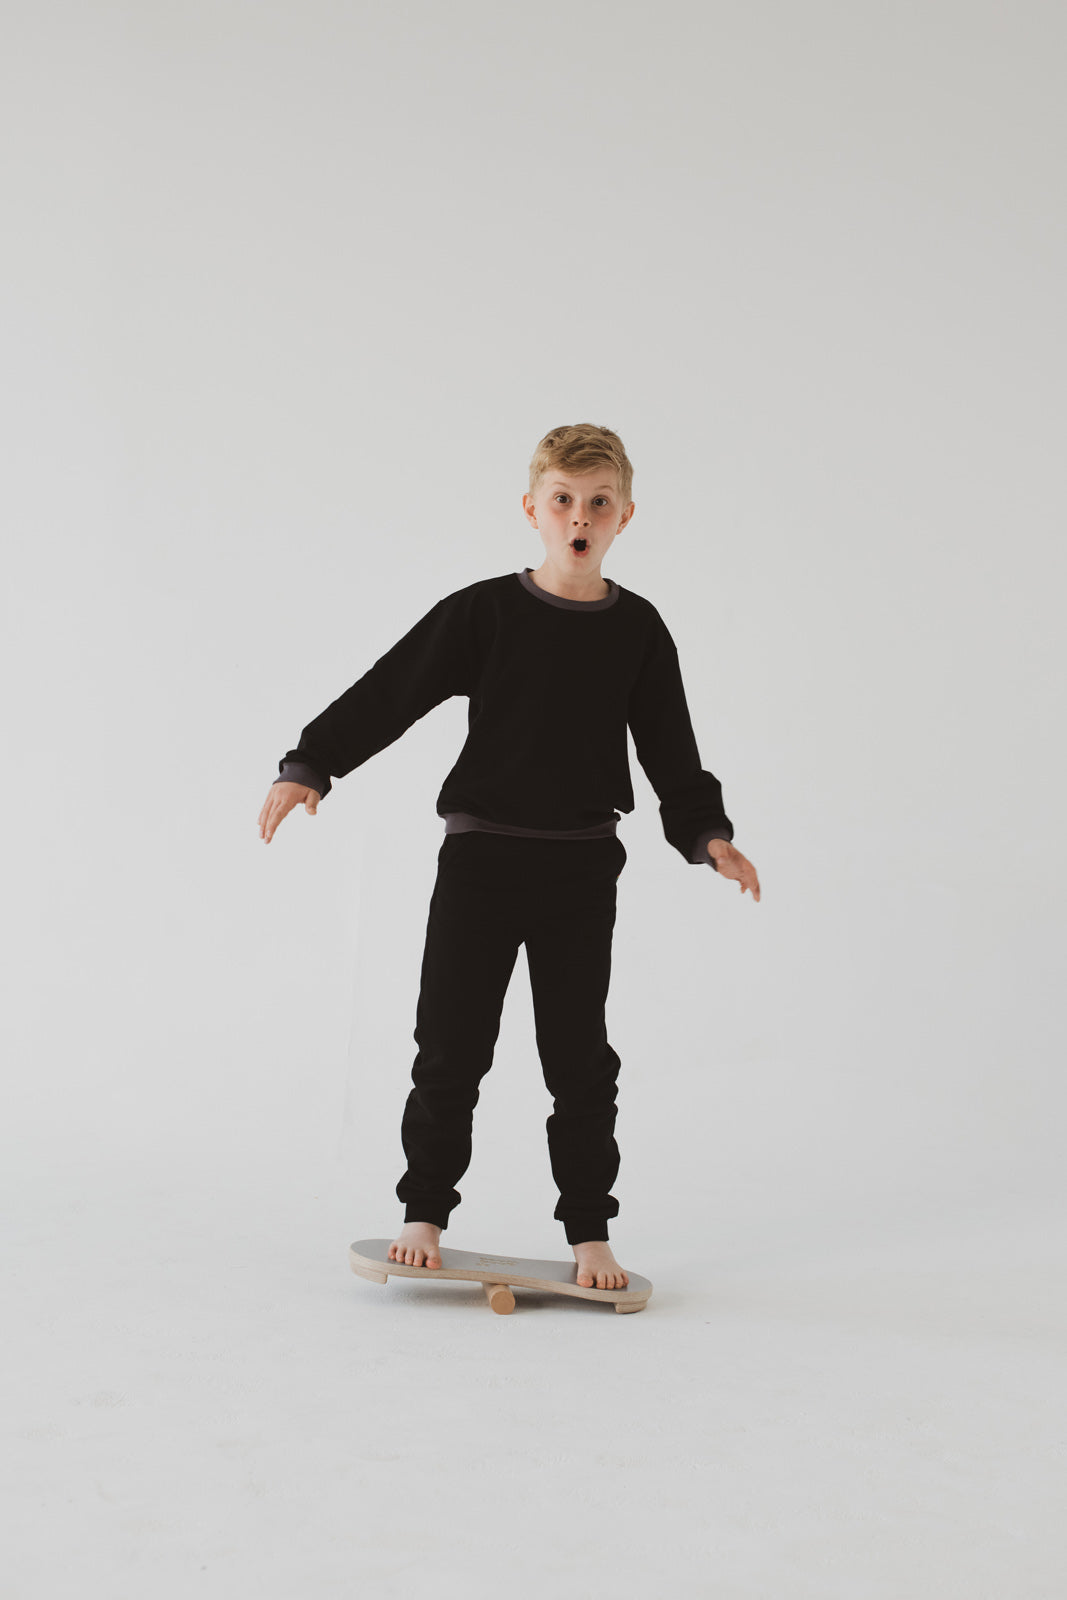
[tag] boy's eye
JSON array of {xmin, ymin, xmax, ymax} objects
[{"xmin": 555, "ymin": 495, "xmax": 608, "ymax": 506}]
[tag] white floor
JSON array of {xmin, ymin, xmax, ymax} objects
[{"xmin": 9, "ymin": 1152, "xmax": 1065, "ymax": 1600}]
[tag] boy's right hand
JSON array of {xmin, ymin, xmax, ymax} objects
[{"xmin": 258, "ymin": 781, "xmax": 321, "ymax": 843}]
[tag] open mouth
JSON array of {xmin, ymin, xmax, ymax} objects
[{"xmin": 571, "ymin": 539, "xmax": 588, "ymax": 553}]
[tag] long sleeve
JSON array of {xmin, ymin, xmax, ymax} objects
[
  {"xmin": 627, "ymin": 616, "xmax": 733, "ymax": 866},
  {"xmin": 274, "ymin": 591, "xmax": 471, "ymax": 800}
]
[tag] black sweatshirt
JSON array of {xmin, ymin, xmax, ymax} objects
[{"xmin": 274, "ymin": 567, "xmax": 733, "ymax": 868}]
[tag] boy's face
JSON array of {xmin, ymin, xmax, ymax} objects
[{"xmin": 522, "ymin": 468, "xmax": 634, "ymax": 571}]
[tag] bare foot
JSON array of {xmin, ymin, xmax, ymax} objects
[
  {"xmin": 572, "ymin": 1240, "xmax": 629, "ymax": 1290},
  {"xmin": 389, "ymin": 1220, "xmax": 442, "ymax": 1268}
]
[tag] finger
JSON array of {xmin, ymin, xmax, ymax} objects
[
  {"xmin": 260, "ymin": 789, "xmax": 288, "ymax": 829},
  {"xmin": 263, "ymin": 798, "xmax": 288, "ymax": 843}
]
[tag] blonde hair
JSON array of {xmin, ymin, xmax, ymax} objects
[{"xmin": 528, "ymin": 422, "xmax": 633, "ymax": 506}]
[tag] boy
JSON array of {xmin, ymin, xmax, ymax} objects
[{"xmin": 258, "ymin": 423, "xmax": 760, "ymax": 1292}]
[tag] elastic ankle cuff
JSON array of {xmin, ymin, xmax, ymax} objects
[
  {"xmin": 403, "ymin": 1210, "xmax": 448, "ymax": 1230},
  {"xmin": 564, "ymin": 1221, "xmax": 610, "ymax": 1246}
]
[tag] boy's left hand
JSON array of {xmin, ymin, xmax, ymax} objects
[{"xmin": 707, "ymin": 840, "xmax": 761, "ymax": 901}]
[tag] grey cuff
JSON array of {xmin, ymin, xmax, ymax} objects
[{"xmin": 273, "ymin": 761, "xmax": 329, "ymax": 797}]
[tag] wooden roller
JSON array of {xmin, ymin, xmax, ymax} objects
[{"xmin": 482, "ymin": 1282, "xmax": 516, "ymax": 1314}]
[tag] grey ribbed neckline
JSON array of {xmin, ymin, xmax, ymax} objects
[{"xmin": 516, "ymin": 567, "xmax": 620, "ymax": 611}]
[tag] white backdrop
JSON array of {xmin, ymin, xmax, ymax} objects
[
  {"xmin": 5, "ymin": 0, "xmax": 1062, "ymax": 1223},
  {"xmin": 4, "ymin": 4, "xmax": 1064, "ymax": 1595}
]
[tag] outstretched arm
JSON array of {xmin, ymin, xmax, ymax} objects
[
  {"xmin": 272, "ymin": 588, "xmax": 472, "ymax": 799},
  {"xmin": 627, "ymin": 616, "xmax": 734, "ymax": 866}
]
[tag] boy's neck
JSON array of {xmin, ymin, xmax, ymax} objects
[{"xmin": 527, "ymin": 561, "xmax": 610, "ymax": 603}]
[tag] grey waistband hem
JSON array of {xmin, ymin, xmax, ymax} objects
[{"xmin": 442, "ymin": 811, "xmax": 619, "ymax": 841}]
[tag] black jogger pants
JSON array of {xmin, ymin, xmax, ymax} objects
[{"xmin": 395, "ymin": 829, "xmax": 627, "ymax": 1245}]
